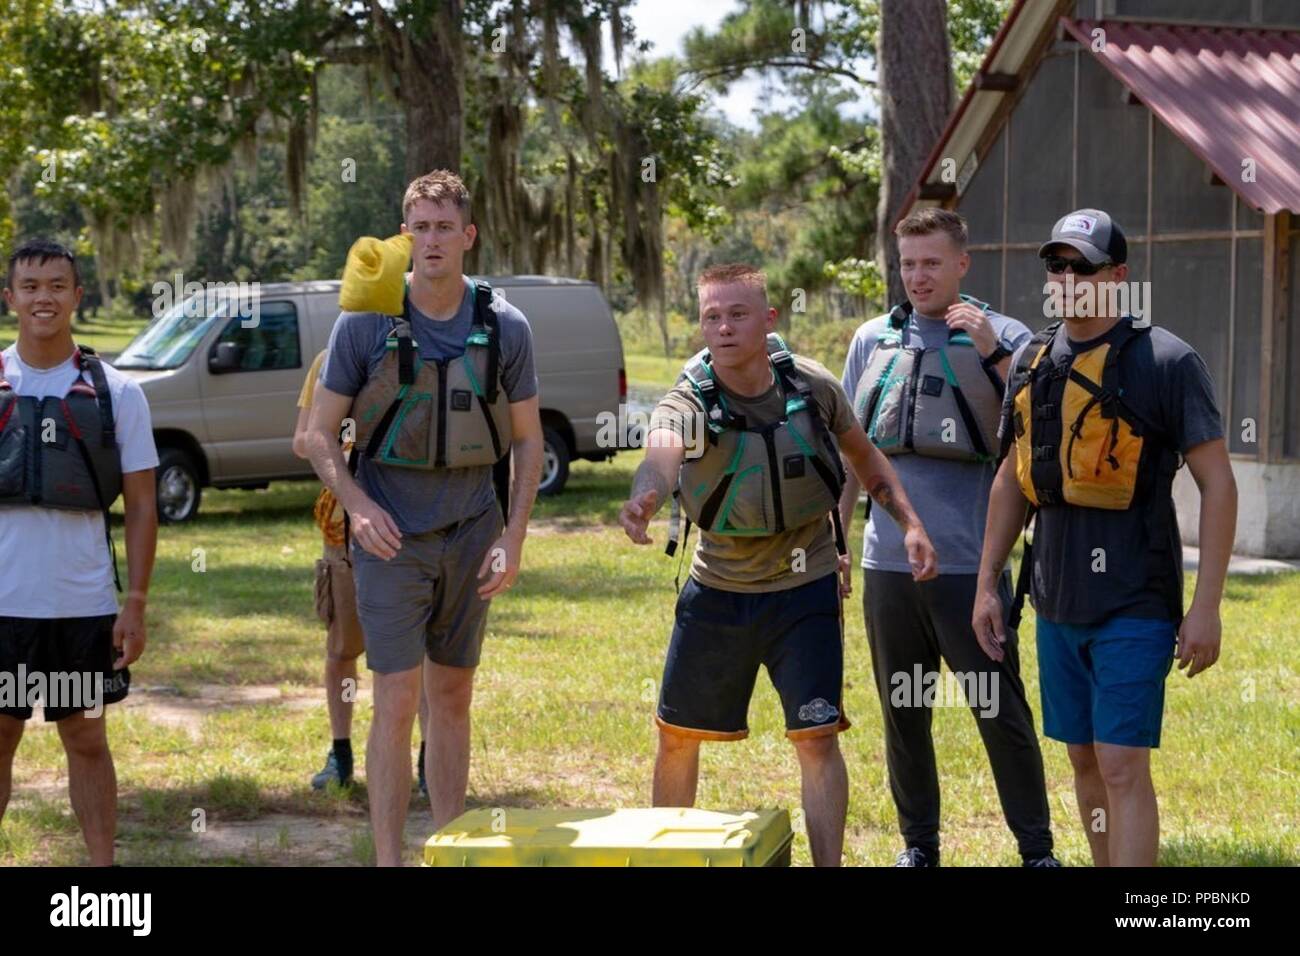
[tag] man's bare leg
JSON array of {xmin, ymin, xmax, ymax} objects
[
  {"xmin": 367, "ymin": 667, "xmax": 421, "ymax": 866},
  {"xmin": 422, "ymin": 661, "xmax": 475, "ymax": 831},
  {"xmin": 1068, "ymin": 742, "xmax": 1110, "ymax": 866},
  {"xmin": 1095, "ymin": 742, "xmax": 1158, "ymax": 867},
  {"xmin": 652, "ymin": 728, "xmax": 700, "ymax": 807},
  {"xmin": 0, "ymin": 715, "xmax": 24, "ymax": 824},
  {"xmin": 792, "ymin": 733, "xmax": 848, "ymax": 867},
  {"xmin": 325, "ymin": 655, "xmax": 359, "ymax": 740},
  {"xmin": 57, "ymin": 711, "xmax": 115, "ymax": 866}
]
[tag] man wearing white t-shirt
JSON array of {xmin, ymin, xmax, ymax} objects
[{"xmin": 0, "ymin": 239, "xmax": 158, "ymax": 866}]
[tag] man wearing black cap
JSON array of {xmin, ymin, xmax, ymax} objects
[{"xmin": 973, "ymin": 209, "xmax": 1238, "ymax": 866}]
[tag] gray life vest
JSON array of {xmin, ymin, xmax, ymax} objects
[
  {"xmin": 665, "ymin": 334, "xmax": 847, "ymax": 579},
  {"xmin": 349, "ymin": 279, "xmax": 512, "ymax": 472},
  {"xmin": 853, "ymin": 295, "xmax": 1005, "ymax": 462},
  {"xmin": 0, "ymin": 344, "xmax": 124, "ymax": 590}
]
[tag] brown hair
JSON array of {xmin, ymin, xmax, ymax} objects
[
  {"xmin": 402, "ymin": 169, "xmax": 472, "ymax": 225},
  {"xmin": 697, "ymin": 263, "xmax": 768, "ymax": 298},
  {"xmin": 895, "ymin": 207, "xmax": 968, "ymax": 249}
]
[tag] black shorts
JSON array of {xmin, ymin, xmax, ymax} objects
[
  {"xmin": 0, "ymin": 615, "xmax": 129, "ymax": 722},
  {"xmin": 656, "ymin": 573, "xmax": 850, "ymax": 741}
]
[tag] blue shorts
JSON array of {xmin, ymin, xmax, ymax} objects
[
  {"xmin": 657, "ymin": 573, "xmax": 850, "ymax": 741},
  {"xmin": 1035, "ymin": 616, "xmax": 1177, "ymax": 748}
]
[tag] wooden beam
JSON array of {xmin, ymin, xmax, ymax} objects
[{"xmin": 974, "ymin": 71, "xmax": 1018, "ymax": 92}]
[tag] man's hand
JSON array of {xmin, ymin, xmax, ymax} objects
[
  {"xmin": 477, "ymin": 527, "xmax": 524, "ymax": 599},
  {"xmin": 837, "ymin": 551, "xmax": 853, "ymax": 599},
  {"xmin": 904, "ymin": 525, "xmax": 938, "ymax": 581},
  {"xmin": 112, "ymin": 602, "xmax": 146, "ymax": 670},
  {"xmin": 971, "ymin": 586, "xmax": 1006, "ymax": 662},
  {"xmin": 945, "ymin": 300, "xmax": 997, "ymax": 357},
  {"xmin": 1176, "ymin": 604, "xmax": 1222, "ymax": 678},
  {"xmin": 349, "ymin": 497, "xmax": 403, "ymax": 559},
  {"xmin": 619, "ymin": 489, "xmax": 660, "ymax": 545}
]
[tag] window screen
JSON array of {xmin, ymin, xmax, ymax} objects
[
  {"xmin": 1008, "ymin": 52, "xmax": 1075, "ymax": 243},
  {"xmin": 964, "ymin": 249, "xmax": 1003, "ymax": 312},
  {"xmin": 1149, "ymin": 241, "xmax": 1231, "ymax": 427},
  {"xmin": 1076, "ymin": 54, "xmax": 1148, "ymax": 232},
  {"xmin": 1005, "ymin": 249, "xmax": 1051, "ymax": 332},
  {"xmin": 1152, "ymin": 122, "xmax": 1232, "ymax": 234},
  {"xmin": 1113, "ymin": 0, "xmax": 1253, "ymax": 21},
  {"xmin": 958, "ymin": 130, "xmax": 1005, "ymax": 247}
]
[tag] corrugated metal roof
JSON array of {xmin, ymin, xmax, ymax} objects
[{"xmin": 1065, "ymin": 19, "xmax": 1300, "ymax": 214}]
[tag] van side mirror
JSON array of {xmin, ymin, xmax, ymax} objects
[{"xmin": 209, "ymin": 341, "xmax": 244, "ymax": 373}]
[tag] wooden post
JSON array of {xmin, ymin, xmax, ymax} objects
[{"xmin": 1259, "ymin": 211, "xmax": 1292, "ymax": 461}]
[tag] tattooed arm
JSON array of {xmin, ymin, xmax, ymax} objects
[
  {"xmin": 620, "ymin": 427, "xmax": 686, "ymax": 545},
  {"xmin": 836, "ymin": 421, "xmax": 937, "ymax": 580},
  {"xmin": 972, "ymin": 455, "xmax": 1030, "ymax": 661}
]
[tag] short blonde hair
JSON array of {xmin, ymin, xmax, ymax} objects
[
  {"xmin": 895, "ymin": 207, "xmax": 968, "ymax": 249},
  {"xmin": 697, "ymin": 263, "xmax": 768, "ymax": 300},
  {"xmin": 402, "ymin": 169, "xmax": 472, "ymax": 225}
]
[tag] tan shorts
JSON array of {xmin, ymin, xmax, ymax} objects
[{"xmin": 314, "ymin": 540, "xmax": 365, "ymax": 660}]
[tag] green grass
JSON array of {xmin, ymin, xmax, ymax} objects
[
  {"xmin": 624, "ymin": 351, "xmax": 684, "ymax": 394},
  {"xmin": 2, "ymin": 433, "xmax": 1298, "ymax": 866},
  {"xmin": 0, "ymin": 310, "xmax": 148, "ymax": 356}
]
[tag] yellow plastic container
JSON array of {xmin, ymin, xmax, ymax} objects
[{"xmin": 423, "ymin": 808, "xmax": 793, "ymax": 867}]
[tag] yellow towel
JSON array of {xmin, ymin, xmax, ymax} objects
[{"xmin": 339, "ymin": 233, "xmax": 413, "ymax": 316}]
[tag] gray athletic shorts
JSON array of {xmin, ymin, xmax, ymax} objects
[{"xmin": 349, "ymin": 504, "xmax": 504, "ymax": 673}]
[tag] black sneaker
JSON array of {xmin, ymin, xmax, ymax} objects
[
  {"xmin": 1023, "ymin": 853, "xmax": 1063, "ymax": 867},
  {"xmin": 311, "ymin": 749, "xmax": 352, "ymax": 790},
  {"xmin": 894, "ymin": 847, "xmax": 939, "ymax": 867}
]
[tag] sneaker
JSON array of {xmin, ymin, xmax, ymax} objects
[
  {"xmin": 311, "ymin": 749, "xmax": 351, "ymax": 790},
  {"xmin": 1023, "ymin": 853, "xmax": 1063, "ymax": 867},
  {"xmin": 894, "ymin": 846, "xmax": 939, "ymax": 867}
]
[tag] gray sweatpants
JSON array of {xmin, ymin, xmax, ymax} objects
[{"xmin": 862, "ymin": 569, "xmax": 1053, "ymax": 859}]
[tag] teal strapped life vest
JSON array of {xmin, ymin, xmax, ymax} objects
[
  {"xmin": 853, "ymin": 294, "xmax": 1005, "ymax": 462},
  {"xmin": 665, "ymin": 334, "xmax": 847, "ymax": 585},
  {"xmin": 349, "ymin": 278, "xmax": 512, "ymax": 472},
  {"xmin": 0, "ymin": 344, "xmax": 124, "ymax": 590}
]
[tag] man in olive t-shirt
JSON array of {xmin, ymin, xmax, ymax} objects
[{"xmin": 620, "ymin": 263, "xmax": 937, "ymax": 866}]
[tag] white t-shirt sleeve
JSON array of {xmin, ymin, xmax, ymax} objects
[{"xmin": 113, "ymin": 378, "xmax": 159, "ymax": 473}]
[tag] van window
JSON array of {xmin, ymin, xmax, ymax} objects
[{"xmin": 213, "ymin": 301, "xmax": 302, "ymax": 372}]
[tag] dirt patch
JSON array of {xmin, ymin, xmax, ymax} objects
[
  {"xmin": 186, "ymin": 810, "xmax": 436, "ymax": 866},
  {"xmin": 120, "ymin": 683, "xmax": 351, "ymax": 740}
]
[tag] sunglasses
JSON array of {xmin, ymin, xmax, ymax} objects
[{"xmin": 1044, "ymin": 254, "xmax": 1111, "ymax": 277}]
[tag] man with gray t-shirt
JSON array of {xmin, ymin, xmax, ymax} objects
[
  {"xmin": 840, "ymin": 209, "xmax": 1057, "ymax": 867},
  {"xmin": 306, "ymin": 170, "xmax": 544, "ymax": 866}
]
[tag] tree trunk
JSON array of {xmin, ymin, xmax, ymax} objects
[
  {"xmin": 876, "ymin": 0, "xmax": 952, "ymax": 307},
  {"xmin": 373, "ymin": 1, "xmax": 465, "ymax": 179}
]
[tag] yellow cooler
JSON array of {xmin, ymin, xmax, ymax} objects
[{"xmin": 423, "ymin": 807, "xmax": 793, "ymax": 867}]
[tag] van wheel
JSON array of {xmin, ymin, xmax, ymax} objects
[
  {"xmin": 156, "ymin": 448, "xmax": 202, "ymax": 523},
  {"xmin": 539, "ymin": 426, "xmax": 570, "ymax": 496}
]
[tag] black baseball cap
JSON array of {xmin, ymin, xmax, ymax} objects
[{"xmin": 1038, "ymin": 209, "xmax": 1128, "ymax": 265}]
